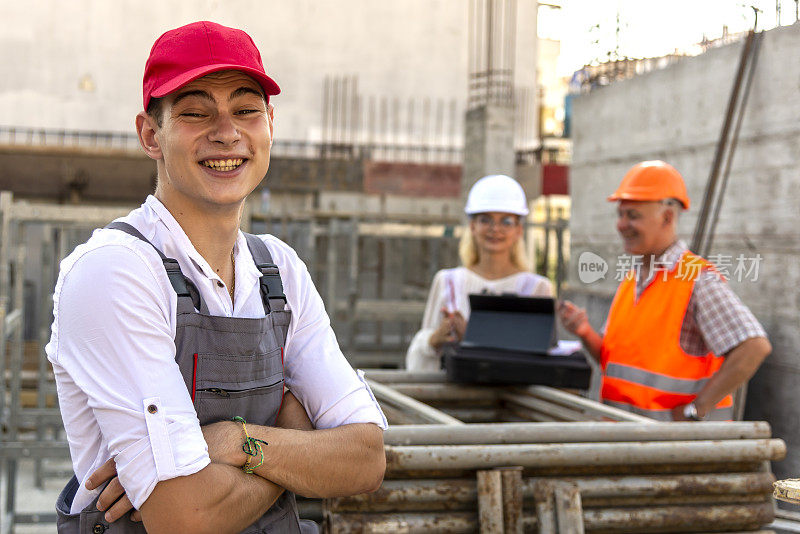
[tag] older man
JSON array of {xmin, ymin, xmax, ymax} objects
[
  {"xmin": 558, "ymin": 160, "xmax": 770, "ymax": 421},
  {"xmin": 49, "ymin": 22, "xmax": 386, "ymax": 533}
]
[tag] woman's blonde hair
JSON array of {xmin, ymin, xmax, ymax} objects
[{"xmin": 458, "ymin": 221, "xmax": 531, "ymax": 271}]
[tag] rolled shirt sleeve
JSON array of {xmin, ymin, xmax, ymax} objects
[
  {"xmin": 48, "ymin": 243, "xmax": 210, "ymax": 510},
  {"xmin": 688, "ymin": 272, "xmax": 768, "ymax": 356},
  {"xmin": 268, "ymin": 236, "xmax": 387, "ymax": 431}
]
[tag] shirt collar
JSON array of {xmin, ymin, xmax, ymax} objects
[
  {"xmin": 634, "ymin": 239, "xmax": 690, "ymax": 296},
  {"xmin": 143, "ymin": 195, "xmax": 261, "ymax": 285}
]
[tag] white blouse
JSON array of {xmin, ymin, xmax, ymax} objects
[{"xmin": 405, "ymin": 266, "xmax": 554, "ymax": 371}]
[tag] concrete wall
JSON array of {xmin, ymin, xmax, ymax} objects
[
  {"xmin": 568, "ymin": 23, "xmax": 800, "ymax": 479},
  {"xmin": 0, "ymin": 0, "xmax": 538, "ymax": 145}
]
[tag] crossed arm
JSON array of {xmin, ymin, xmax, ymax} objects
[{"xmin": 91, "ymin": 392, "xmax": 385, "ymax": 534}]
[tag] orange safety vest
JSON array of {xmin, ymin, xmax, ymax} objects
[{"xmin": 600, "ymin": 250, "xmax": 733, "ymax": 421}]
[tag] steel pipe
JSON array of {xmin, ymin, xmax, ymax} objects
[
  {"xmin": 477, "ymin": 470, "xmax": 503, "ymax": 533},
  {"xmin": 325, "ymin": 511, "xmax": 478, "ymax": 534},
  {"xmin": 439, "ymin": 407, "xmax": 502, "ymax": 423},
  {"xmin": 503, "ymin": 404, "xmax": 561, "ymax": 423},
  {"xmin": 367, "ymin": 379, "xmax": 464, "ymax": 425},
  {"xmin": 326, "ymin": 479, "xmax": 477, "ymax": 512},
  {"xmin": 363, "ymin": 369, "xmax": 447, "ymax": 383},
  {"xmin": 385, "ymin": 439, "xmax": 786, "ymax": 471},
  {"xmin": 328, "ymin": 504, "xmax": 774, "ymax": 533},
  {"xmin": 388, "ymin": 383, "xmax": 500, "ymax": 405},
  {"xmin": 383, "ymin": 421, "xmax": 773, "ymax": 446},
  {"xmin": 501, "ymin": 392, "xmax": 593, "ymax": 422},
  {"xmin": 329, "ymin": 472, "xmax": 775, "ymax": 513},
  {"xmin": 580, "ymin": 493, "xmax": 767, "ymax": 507},
  {"xmin": 523, "ymin": 385, "xmax": 654, "ymax": 423},
  {"xmin": 532, "ymin": 472, "xmax": 776, "ymax": 498},
  {"xmin": 582, "ymin": 502, "xmax": 774, "ymax": 531}
]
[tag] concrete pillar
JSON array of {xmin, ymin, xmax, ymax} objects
[{"xmin": 462, "ymin": 105, "xmax": 516, "ymax": 201}]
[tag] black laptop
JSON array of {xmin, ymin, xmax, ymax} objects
[{"xmin": 444, "ymin": 294, "xmax": 592, "ymax": 388}]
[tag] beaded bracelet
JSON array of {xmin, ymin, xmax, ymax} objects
[{"xmin": 232, "ymin": 416, "xmax": 268, "ymax": 474}]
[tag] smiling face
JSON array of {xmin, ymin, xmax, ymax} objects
[
  {"xmin": 615, "ymin": 200, "xmax": 676, "ymax": 256},
  {"xmin": 136, "ymin": 70, "xmax": 273, "ymax": 213},
  {"xmin": 469, "ymin": 212, "xmax": 523, "ymax": 257}
]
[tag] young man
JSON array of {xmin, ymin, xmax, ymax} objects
[
  {"xmin": 48, "ymin": 21, "xmax": 386, "ymax": 533},
  {"xmin": 558, "ymin": 160, "xmax": 771, "ymax": 421}
]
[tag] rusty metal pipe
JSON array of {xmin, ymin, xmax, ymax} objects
[
  {"xmin": 501, "ymin": 392, "xmax": 594, "ymax": 422},
  {"xmin": 440, "ymin": 407, "xmax": 503, "ymax": 423},
  {"xmin": 582, "ymin": 501, "xmax": 774, "ymax": 531},
  {"xmin": 528, "ymin": 472, "xmax": 776, "ymax": 498},
  {"xmin": 328, "ymin": 472, "xmax": 774, "ymax": 513},
  {"xmin": 325, "ymin": 511, "xmax": 478, "ymax": 533},
  {"xmin": 388, "ymin": 383, "xmax": 500, "ymax": 404},
  {"xmin": 477, "ymin": 470, "xmax": 504, "ymax": 533},
  {"xmin": 363, "ymin": 369, "xmax": 447, "ymax": 383},
  {"xmin": 503, "ymin": 404, "xmax": 561, "ymax": 423},
  {"xmin": 523, "ymin": 385, "xmax": 654, "ymax": 423},
  {"xmin": 383, "ymin": 421, "xmax": 773, "ymax": 446},
  {"xmin": 385, "ymin": 439, "xmax": 785, "ymax": 471},
  {"xmin": 367, "ymin": 379, "xmax": 465, "ymax": 425},
  {"xmin": 328, "ymin": 503, "xmax": 773, "ymax": 533},
  {"xmin": 580, "ymin": 493, "xmax": 767, "ymax": 507}
]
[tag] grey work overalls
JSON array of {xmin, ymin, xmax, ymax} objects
[{"xmin": 56, "ymin": 222, "xmax": 304, "ymax": 533}]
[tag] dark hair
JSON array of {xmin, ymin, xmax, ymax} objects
[{"xmin": 146, "ymin": 97, "xmax": 164, "ymax": 127}]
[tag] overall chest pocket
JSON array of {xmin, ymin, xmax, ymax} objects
[{"xmin": 193, "ymin": 348, "xmax": 284, "ymax": 427}]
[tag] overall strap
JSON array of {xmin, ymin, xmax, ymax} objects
[
  {"xmin": 105, "ymin": 221, "xmax": 205, "ymax": 313},
  {"xmin": 243, "ymin": 233, "xmax": 287, "ymax": 314}
]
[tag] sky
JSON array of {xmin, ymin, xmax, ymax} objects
[{"xmin": 540, "ymin": 0, "xmax": 800, "ymax": 76}]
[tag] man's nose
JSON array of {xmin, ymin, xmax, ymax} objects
[{"xmin": 208, "ymin": 113, "xmax": 240, "ymax": 145}]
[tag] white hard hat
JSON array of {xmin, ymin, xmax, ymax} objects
[{"xmin": 464, "ymin": 174, "xmax": 529, "ymax": 216}]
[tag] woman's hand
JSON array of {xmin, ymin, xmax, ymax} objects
[{"xmin": 428, "ymin": 308, "xmax": 466, "ymax": 349}]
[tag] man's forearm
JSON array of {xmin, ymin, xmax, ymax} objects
[
  {"xmin": 216, "ymin": 421, "xmax": 385, "ymax": 498},
  {"xmin": 576, "ymin": 323, "xmax": 603, "ymax": 362},
  {"xmin": 140, "ymin": 463, "xmax": 283, "ymax": 534},
  {"xmin": 256, "ymin": 423, "xmax": 385, "ymax": 498},
  {"xmin": 694, "ymin": 336, "xmax": 771, "ymax": 417}
]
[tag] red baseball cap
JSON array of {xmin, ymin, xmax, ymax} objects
[{"xmin": 142, "ymin": 21, "xmax": 280, "ymax": 110}]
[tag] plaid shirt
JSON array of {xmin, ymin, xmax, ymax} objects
[{"xmin": 630, "ymin": 240, "xmax": 767, "ymax": 356}]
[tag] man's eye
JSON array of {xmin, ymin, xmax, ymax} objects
[
  {"xmin": 180, "ymin": 112, "xmax": 206, "ymax": 118},
  {"xmin": 236, "ymin": 109, "xmax": 260, "ymax": 115}
]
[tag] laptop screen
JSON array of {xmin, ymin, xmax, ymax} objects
[{"xmin": 461, "ymin": 294, "xmax": 556, "ymax": 354}]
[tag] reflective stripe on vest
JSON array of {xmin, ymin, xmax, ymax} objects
[
  {"xmin": 600, "ymin": 250, "xmax": 733, "ymax": 415},
  {"xmin": 604, "ymin": 400, "xmax": 735, "ymax": 422}
]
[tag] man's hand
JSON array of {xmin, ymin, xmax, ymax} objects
[
  {"xmin": 671, "ymin": 404, "xmax": 691, "ymax": 421},
  {"xmin": 86, "ymin": 458, "xmax": 141, "ymax": 523},
  {"xmin": 557, "ymin": 300, "xmax": 590, "ymax": 337},
  {"xmin": 557, "ymin": 300, "xmax": 603, "ymax": 361},
  {"xmin": 90, "ymin": 391, "xmax": 313, "ymax": 523}
]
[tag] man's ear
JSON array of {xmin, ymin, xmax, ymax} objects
[
  {"xmin": 267, "ymin": 103, "xmax": 275, "ymax": 148},
  {"xmin": 662, "ymin": 205, "xmax": 676, "ymax": 227},
  {"xmin": 136, "ymin": 111, "xmax": 163, "ymax": 161}
]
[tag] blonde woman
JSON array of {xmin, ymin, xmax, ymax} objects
[{"xmin": 406, "ymin": 175, "xmax": 554, "ymax": 371}]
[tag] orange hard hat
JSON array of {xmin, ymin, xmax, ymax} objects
[{"xmin": 607, "ymin": 160, "xmax": 690, "ymax": 209}]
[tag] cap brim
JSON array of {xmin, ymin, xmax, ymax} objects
[
  {"xmin": 151, "ymin": 63, "xmax": 280, "ymax": 101},
  {"xmin": 607, "ymin": 193, "xmax": 688, "ymax": 209}
]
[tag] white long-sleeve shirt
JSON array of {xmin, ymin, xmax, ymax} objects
[
  {"xmin": 405, "ymin": 266, "xmax": 554, "ymax": 371},
  {"xmin": 47, "ymin": 195, "xmax": 387, "ymax": 513}
]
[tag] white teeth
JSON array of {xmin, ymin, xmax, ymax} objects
[{"xmin": 201, "ymin": 158, "xmax": 244, "ymax": 171}]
